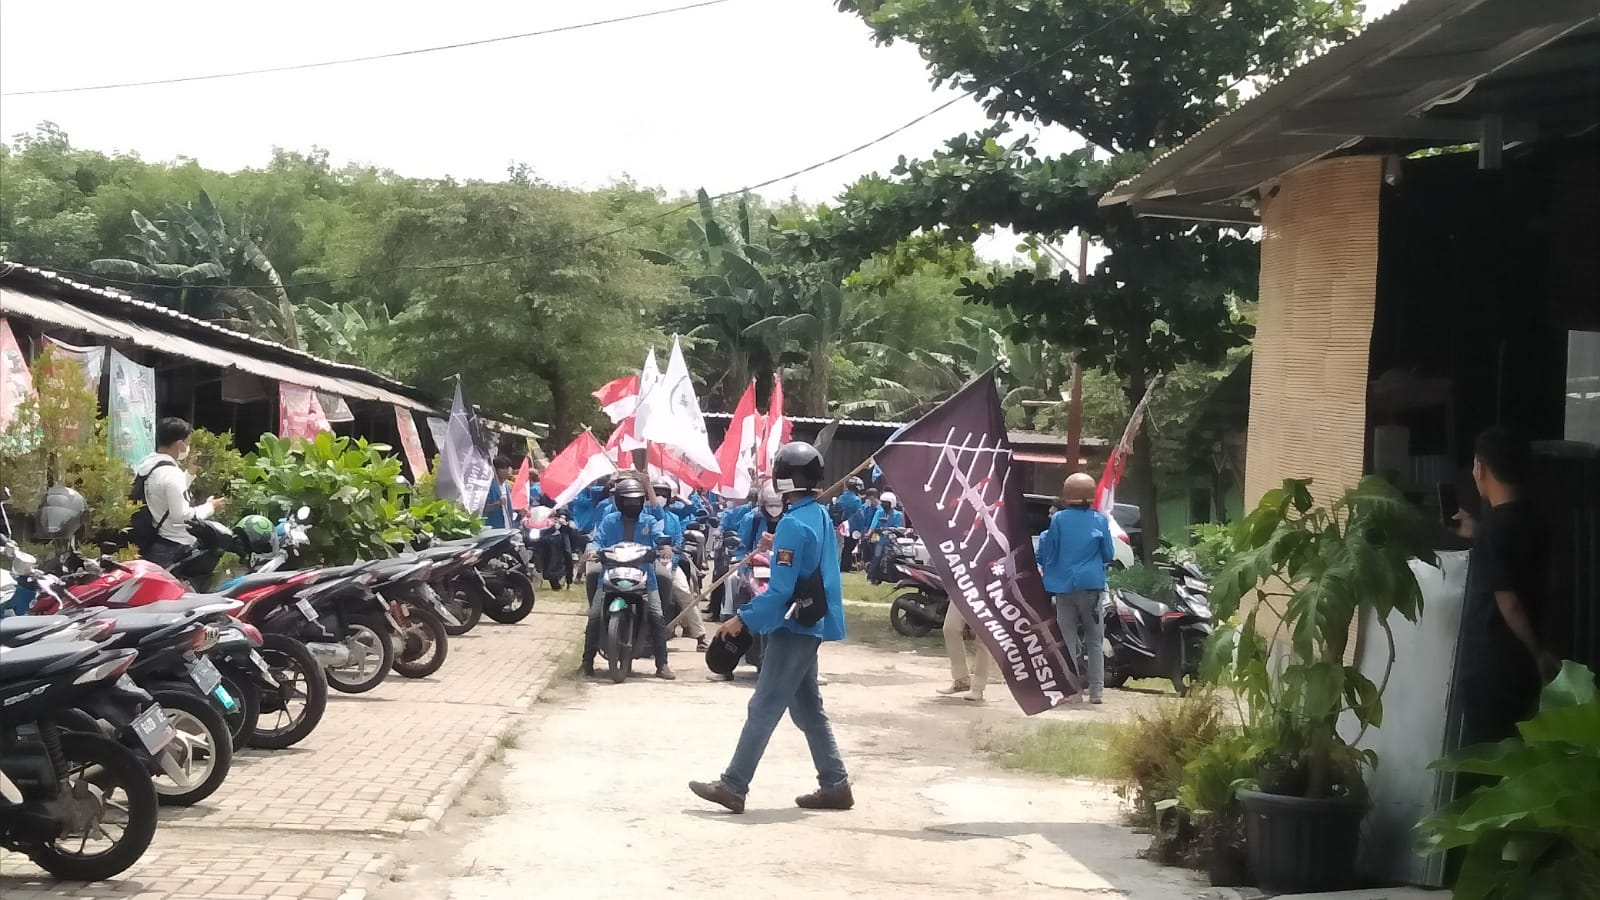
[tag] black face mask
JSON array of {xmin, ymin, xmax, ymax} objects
[{"xmin": 617, "ymin": 498, "xmax": 645, "ymax": 517}]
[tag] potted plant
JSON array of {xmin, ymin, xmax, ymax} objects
[{"xmin": 1208, "ymin": 476, "xmax": 1431, "ymax": 893}]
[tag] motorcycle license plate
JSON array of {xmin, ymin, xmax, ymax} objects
[
  {"xmin": 296, "ymin": 598, "xmax": 319, "ymax": 622},
  {"xmin": 188, "ymin": 656, "xmax": 223, "ymax": 694},
  {"xmin": 608, "ymin": 598, "xmax": 627, "ymax": 613},
  {"xmin": 249, "ymin": 649, "xmax": 274, "ymax": 678},
  {"xmin": 131, "ymin": 703, "xmax": 176, "ymax": 754}
]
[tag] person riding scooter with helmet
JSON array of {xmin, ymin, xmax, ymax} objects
[
  {"xmin": 580, "ymin": 476, "xmax": 675, "ymax": 680},
  {"xmin": 864, "ymin": 491, "xmax": 904, "ymax": 584}
]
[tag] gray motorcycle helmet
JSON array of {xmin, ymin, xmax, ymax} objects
[{"xmin": 37, "ymin": 485, "xmax": 89, "ymax": 540}]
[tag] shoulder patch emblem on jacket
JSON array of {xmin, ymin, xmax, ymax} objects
[{"xmin": 776, "ymin": 549, "xmax": 794, "ymax": 567}]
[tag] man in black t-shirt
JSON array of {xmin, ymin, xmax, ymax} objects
[{"xmin": 1452, "ymin": 427, "xmax": 1559, "ymax": 747}]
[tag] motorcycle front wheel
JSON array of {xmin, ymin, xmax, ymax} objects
[
  {"xmin": 439, "ymin": 578, "xmax": 484, "ymax": 636},
  {"xmin": 605, "ymin": 610, "xmax": 631, "ymax": 684},
  {"xmin": 25, "ymin": 730, "xmax": 159, "ymax": 882},
  {"xmin": 889, "ymin": 592, "xmax": 938, "ymax": 637},
  {"xmin": 326, "ymin": 613, "xmax": 394, "ymax": 694},
  {"xmin": 392, "ymin": 601, "xmax": 450, "ymax": 679},
  {"xmin": 250, "ymin": 634, "xmax": 328, "ymax": 750},
  {"xmin": 149, "ymin": 687, "xmax": 234, "ymax": 806},
  {"xmin": 483, "ymin": 570, "xmax": 536, "ymax": 624}
]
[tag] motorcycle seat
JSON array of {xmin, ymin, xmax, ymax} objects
[
  {"xmin": 0, "ymin": 640, "xmax": 102, "ymax": 680},
  {"xmin": 416, "ymin": 545, "xmax": 468, "ymax": 562},
  {"xmin": 222, "ymin": 570, "xmax": 310, "ymax": 593},
  {"xmin": 132, "ymin": 595, "xmax": 242, "ymax": 616},
  {"xmin": 1117, "ymin": 590, "xmax": 1171, "ymax": 619},
  {"xmin": 0, "ymin": 614, "xmax": 78, "ymax": 645},
  {"xmin": 312, "ymin": 564, "xmax": 366, "ymax": 581}
]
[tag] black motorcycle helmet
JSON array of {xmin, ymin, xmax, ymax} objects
[
  {"xmin": 705, "ymin": 627, "xmax": 754, "ymax": 675},
  {"xmin": 772, "ymin": 441, "xmax": 824, "ymax": 495},
  {"xmin": 612, "ymin": 476, "xmax": 648, "ymax": 517},
  {"xmin": 651, "ymin": 479, "xmax": 674, "ymax": 501},
  {"xmin": 36, "ymin": 485, "xmax": 89, "ymax": 540},
  {"xmin": 846, "ymin": 476, "xmax": 864, "ymax": 492}
]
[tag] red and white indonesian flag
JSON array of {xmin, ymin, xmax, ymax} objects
[
  {"xmin": 759, "ymin": 374, "xmax": 791, "ymax": 477},
  {"xmin": 714, "ymin": 380, "xmax": 762, "ymax": 498},
  {"xmin": 592, "ymin": 374, "xmax": 640, "ymax": 424},
  {"xmin": 638, "ymin": 337, "xmax": 720, "ymax": 479},
  {"xmin": 1095, "ymin": 377, "xmax": 1162, "ymax": 544},
  {"xmin": 543, "ymin": 430, "xmax": 618, "ymax": 509},
  {"xmin": 603, "ymin": 422, "xmax": 632, "ymax": 468}
]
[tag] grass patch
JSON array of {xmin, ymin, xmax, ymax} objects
[
  {"xmin": 842, "ymin": 600, "xmax": 946, "ymax": 657},
  {"xmin": 841, "ymin": 571, "xmax": 897, "ymax": 604},
  {"xmin": 975, "ymin": 721, "xmax": 1126, "ymax": 781}
]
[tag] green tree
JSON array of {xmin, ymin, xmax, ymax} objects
[
  {"xmin": 381, "ymin": 181, "xmax": 678, "ymax": 442},
  {"xmin": 803, "ymin": 0, "xmax": 1360, "ymax": 560}
]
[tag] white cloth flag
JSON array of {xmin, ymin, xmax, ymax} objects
[
  {"xmin": 637, "ymin": 336, "xmax": 720, "ymax": 474},
  {"xmin": 623, "ymin": 348, "xmax": 661, "ymax": 453}
]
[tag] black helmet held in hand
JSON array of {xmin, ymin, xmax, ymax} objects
[
  {"xmin": 772, "ymin": 441, "xmax": 824, "ymax": 494},
  {"xmin": 846, "ymin": 476, "xmax": 864, "ymax": 492}
]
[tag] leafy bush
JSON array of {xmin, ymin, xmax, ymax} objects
[
  {"xmin": 1418, "ymin": 662, "xmax": 1600, "ymax": 900},
  {"xmin": 1209, "ymin": 477, "xmax": 1429, "ymax": 800},
  {"xmin": 1107, "ymin": 562, "xmax": 1176, "ymax": 600},
  {"xmin": 0, "ymin": 346, "xmax": 134, "ymax": 534},
  {"xmin": 1184, "ymin": 522, "xmax": 1234, "ymax": 576},
  {"xmin": 405, "ymin": 498, "xmax": 482, "ymax": 543},
  {"xmin": 185, "ymin": 427, "xmax": 247, "ymax": 506},
  {"xmin": 1110, "ymin": 688, "xmax": 1229, "ymax": 826},
  {"xmin": 235, "ymin": 432, "xmax": 412, "ymax": 564}
]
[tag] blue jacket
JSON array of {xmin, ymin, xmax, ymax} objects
[
  {"xmin": 868, "ymin": 507, "xmax": 904, "ymax": 532},
  {"xmin": 593, "ymin": 510, "xmax": 666, "ymax": 590},
  {"xmin": 737, "ymin": 497, "xmax": 846, "ymax": 641},
  {"xmin": 834, "ymin": 490, "xmax": 864, "ymax": 524},
  {"xmin": 739, "ymin": 509, "xmax": 781, "ymax": 558},
  {"xmin": 484, "ymin": 479, "xmax": 516, "ymax": 529},
  {"xmin": 569, "ymin": 485, "xmax": 607, "ymax": 533},
  {"xmin": 846, "ymin": 502, "xmax": 876, "ymax": 535},
  {"xmin": 655, "ymin": 504, "xmax": 684, "ymax": 560},
  {"xmin": 1037, "ymin": 506, "xmax": 1115, "ymax": 594},
  {"xmin": 720, "ymin": 503, "xmax": 752, "ymax": 536}
]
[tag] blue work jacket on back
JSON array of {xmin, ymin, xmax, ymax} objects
[
  {"xmin": 569, "ymin": 485, "xmax": 606, "ymax": 533},
  {"xmin": 655, "ymin": 504, "xmax": 684, "ymax": 560},
  {"xmin": 720, "ymin": 503, "xmax": 752, "ymax": 536},
  {"xmin": 738, "ymin": 510, "xmax": 781, "ymax": 559},
  {"xmin": 737, "ymin": 497, "xmax": 846, "ymax": 641},
  {"xmin": 834, "ymin": 490, "xmax": 864, "ymax": 525},
  {"xmin": 868, "ymin": 507, "xmax": 904, "ymax": 532},
  {"xmin": 1036, "ymin": 506, "xmax": 1115, "ymax": 594},
  {"xmin": 484, "ymin": 479, "xmax": 516, "ymax": 529},
  {"xmin": 592, "ymin": 510, "xmax": 666, "ymax": 590},
  {"xmin": 846, "ymin": 503, "xmax": 876, "ymax": 535}
]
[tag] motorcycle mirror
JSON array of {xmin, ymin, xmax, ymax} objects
[{"xmin": 295, "ymin": 506, "xmax": 312, "ymax": 522}]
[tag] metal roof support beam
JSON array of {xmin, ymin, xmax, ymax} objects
[
  {"xmin": 1129, "ymin": 200, "xmax": 1258, "ymax": 225},
  {"xmin": 1284, "ymin": 114, "xmax": 1537, "ymax": 142}
]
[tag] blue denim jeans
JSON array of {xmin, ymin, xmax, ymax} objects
[{"xmin": 721, "ymin": 628, "xmax": 847, "ymax": 795}]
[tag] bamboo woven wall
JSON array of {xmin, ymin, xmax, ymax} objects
[{"xmin": 1244, "ymin": 156, "xmax": 1384, "ymax": 657}]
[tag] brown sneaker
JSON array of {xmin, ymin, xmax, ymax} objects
[
  {"xmin": 689, "ymin": 780, "xmax": 745, "ymax": 813},
  {"xmin": 656, "ymin": 667, "xmax": 677, "ymax": 681},
  {"xmin": 796, "ymin": 781, "xmax": 854, "ymax": 811},
  {"xmin": 936, "ymin": 680, "xmax": 971, "ymax": 696}
]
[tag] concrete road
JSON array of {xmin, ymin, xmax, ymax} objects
[{"xmin": 390, "ymin": 631, "xmax": 1230, "ymax": 900}]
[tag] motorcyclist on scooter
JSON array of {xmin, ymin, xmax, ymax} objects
[
  {"xmin": 864, "ymin": 492, "xmax": 904, "ymax": 584},
  {"xmin": 580, "ymin": 477, "xmax": 675, "ymax": 680}
]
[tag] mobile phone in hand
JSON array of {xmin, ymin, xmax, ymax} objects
[{"xmin": 1437, "ymin": 482, "xmax": 1459, "ymax": 528}]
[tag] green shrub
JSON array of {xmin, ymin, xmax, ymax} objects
[
  {"xmin": 406, "ymin": 498, "xmax": 482, "ymax": 542},
  {"xmin": 236, "ymin": 432, "xmax": 412, "ymax": 564},
  {"xmin": 185, "ymin": 427, "xmax": 248, "ymax": 507},
  {"xmin": 1107, "ymin": 562, "xmax": 1176, "ymax": 600},
  {"xmin": 1110, "ymin": 688, "xmax": 1229, "ymax": 826},
  {"xmin": 1418, "ymin": 662, "xmax": 1600, "ymax": 900},
  {"xmin": 1184, "ymin": 522, "xmax": 1234, "ymax": 576}
]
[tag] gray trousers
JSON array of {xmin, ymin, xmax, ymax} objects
[{"xmin": 1054, "ymin": 590, "xmax": 1105, "ymax": 699}]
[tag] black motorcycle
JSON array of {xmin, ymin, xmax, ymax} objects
[
  {"xmin": 596, "ymin": 542, "xmax": 653, "ymax": 684},
  {"xmin": 0, "ymin": 640, "xmax": 162, "ymax": 881},
  {"xmin": 1102, "ymin": 563, "xmax": 1214, "ymax": 696}
]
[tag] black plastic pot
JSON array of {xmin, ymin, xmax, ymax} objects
[{"xmin": 1237, "ymin": 788, "xmax": 1366, "ymax": 893}]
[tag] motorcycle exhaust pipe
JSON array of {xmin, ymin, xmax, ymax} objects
[{"xmin": 306, "ymin": 641, "xmax": 351, "ymax": 668}]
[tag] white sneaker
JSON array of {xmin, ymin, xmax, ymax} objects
[{"xmin": 963, "ymin": 691, "xmax": 987, "ymax": 703}]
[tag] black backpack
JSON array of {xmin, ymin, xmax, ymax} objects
[{"xmin": 128, "ymin": 459, "xmax": 176, "ymax": 550}]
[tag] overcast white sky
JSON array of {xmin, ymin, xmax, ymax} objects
[{"xmin": 0, "ymin": 0, "xmax": 1406, "ymax": 254}]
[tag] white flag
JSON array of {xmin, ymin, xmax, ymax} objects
[
  {"xmin": 638, "ymin": 336, "xmax": 720, "ymax": 474},
  {"xmin": 625, "ymin": 347, "xmax": 662, "ymax": 453}
]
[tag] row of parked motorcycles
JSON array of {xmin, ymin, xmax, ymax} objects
[
  {"xmin": 0, "ymin": 486, "xmax": 544, "ymax": 881},
  {"xmin": 878, "ymin": 526, "xmax": 1217, "ymax": 696}
]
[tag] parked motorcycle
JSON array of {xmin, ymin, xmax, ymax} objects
[
  {"xmin": 1102, "ymin": 566, "xmax": 1214, "ymax": 696},
  {"xmin": 468, "ymin": 529, "xmax": 538, "ymax": 625},
  {"xmin": 0, "ymin": 639, "xmax": 163, "ymax": 881},
  {"xmin": 888, "ymin": 561, "xmax": 951, "ymax": 638}
]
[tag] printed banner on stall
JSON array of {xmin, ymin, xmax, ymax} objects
[
  {"xmin": 0, "ymin": 318, "xmax": 35, "ymax": 434},
  {"xmin": 108, "ymin": 349, "xmax": 156, "ymax": 466},
  {"xmin": 279, "ymin": 383, "xmax": 331, "ymax": 443},
  {"xmin": 394, "ymin": 407, "xmax": 429, "ymax": 477},
  {"xmin": 318, "ymin": 392, "xmax": 355, "ymax": 423},
  {"xmin": 873, "ymin": 371, "xmax": 1080, "ymax": 715},
  {"xmin": 44, "ymin": 336, "xmax": 106, "ymax": 394}
]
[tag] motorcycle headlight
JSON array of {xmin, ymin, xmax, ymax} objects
[
  {"xmin": 1184, "ymin": 577, "xmax": 1209, "ymax": 592},
  {"xmin": 604, "ymin": 566, "xmax": 647, "ymax": 589}
]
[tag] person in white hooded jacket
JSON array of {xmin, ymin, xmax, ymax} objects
[{"xmin": 133, "ymin": 417, "xmax": 225, "ymax": 567}]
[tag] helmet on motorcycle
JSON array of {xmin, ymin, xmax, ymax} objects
[
  {"xmin": 651, "ymin": 479, "xmax": 674, "ymax": 505},
  {"xmin": 36, "ymin": 485, "xmax": 89, "ymax": 540},
  {"xmin": 772, "ymin": 442, "xmax": 824, "ymax": 495},
  {"xmin": 612, "ymin": 477, "xmax": 648, "ymax": 516},
  {"xmin": 757, "ymin": 482, "xmax": 784, "ymax": 517},
  {"xmin": 235, "ymin": 514, "xmax": 273, "ymax": 554},
  {"xmin": 880, "ymin": 491, "xmax": 898, "ymax": 509},
  {"xmin": 846, "ymin": 476, "xmax": 864, "ymax": 492},
  {"xmin": 704, "ymin": 627, "xmax": 754, "ymax": 676}
]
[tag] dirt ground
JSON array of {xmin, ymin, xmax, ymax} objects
[{"xmin": 383, "ymin": 627, "xmax": 1235, "ymax": 900}]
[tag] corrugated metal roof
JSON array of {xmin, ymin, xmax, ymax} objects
[{"xmin": 701, "ymin": 411, "xmax": 1105, "ymax": 446}]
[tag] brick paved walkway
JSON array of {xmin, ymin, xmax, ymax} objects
[{"xmin": 0, "ymin": 605, "xmax": 581, "ymax": 899}]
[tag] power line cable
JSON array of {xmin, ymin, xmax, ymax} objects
[
  {"xmin": 43, "ymin": 5, "xmax": 1141, "ymax": 293},
  {"xmin": 1, "ymin": 0, "xmax": 736, "ymax": 97}
]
